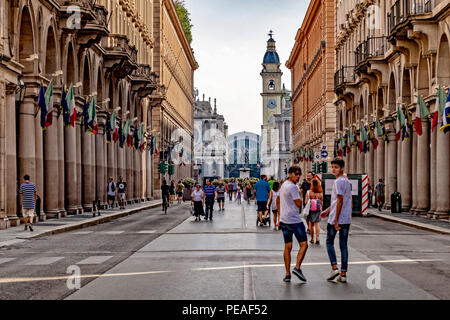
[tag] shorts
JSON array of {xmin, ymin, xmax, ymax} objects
[
  {"xmin": 279, "ymin": 222, "xmax": 307, "ymax": 244},
  {"xmin": 177, "ymin": 192, "xmax": 183, "ymax": 197},
  {"xmin": 272, "ymin": 209, "xmax": 278, "ymax": 214},
  {"xmin": 257, "ymin": 201, "xmax": 267, "ymax": 212},
  {"xmin": 22, "ymin": 208, "xmax": 34, "ymax": 217},
  {"xmin": 107, "ymin": 195, "xmax": 115, "ymax": 201},
  {"xmin": 217, "ymin": 198, "xmax": 224, "ymax": 204},
  {"xmin": 118, "ymin": 193, "xmax": 126, "ymax": 200},
  {"xmin": 376, "ymin": 195, "xmax": 384, "ymax": 203}
]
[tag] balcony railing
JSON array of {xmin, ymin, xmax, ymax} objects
[
  {"xmin": 334, "ymin": 66, "xmax": 356, "ymax": 89},
  {"xmin": 388, "ymin": 0, "xmax": 434, "ymax": 32},
  {"xmin": 355, "ymin": 36, "xmax": 388, "ymax": 66}
]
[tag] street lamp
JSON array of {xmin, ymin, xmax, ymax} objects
[{"xmin": 15, "ymin": 75, "xmax": 25, "ymax": 105}]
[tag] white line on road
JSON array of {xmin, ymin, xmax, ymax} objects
[
  {"xmin": 76, "ymin": 256, "xmax": 114, "ymax": 265},
  {"xmin": 136, "ymin": 230, "xmax": 156, "ymax": 234},
  {"xmin": 25, "ymin": 257, "xmax": 65, "ymax": 266},
  {"xmin": 98, "ymin": 231, "xmax": 124, "ymax": 235},
  {"xmin": 72, "ymin": 231, "xmax": 94, "ymax": 235},
  {"xmin": 0, "ymin": 258, "xmax": 16, "ymax": 265},
  {"xmin": 0, "ymin": 239, "xmax": 26, "ymax": 247},
  {"xmin": 243, "ymin": 261, "xmax": 256, "ymax": 300},
  {"xmin": 0, "ymin": 258, "xmax": 441, "ymax": 285}
]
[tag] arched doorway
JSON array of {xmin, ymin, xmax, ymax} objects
[
  {"xmin": 437, "ymin": 34, "xmax": 450, "ymax": 85},
  {"xmin": 402, "ymin": 69, "xmax": 411, "ymax": 106},
  {"xmin": 377, "ymin": 88, "xmax": 384, "ymax": 119}
]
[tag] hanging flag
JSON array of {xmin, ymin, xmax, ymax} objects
[
  {"xmin": 440, "ymin": 90, "xmax": 450, "ymax": 134},
  {"xmin": 44, "ymin": 80, "xmax": 54, "ymax": 127},
  {"xmin": 87, "ymin": 97, "xmax": 98, "ymax": 135},
  {"xmin": 139, "ymin": 123, "xmax": 145, "ymax": 150},
  {"xmin": 106, "ymin": 112, "xmax": 112, "ymax": 143},
  {"xmin": 414, "ymin": 95, "xmax": 429, "ymax": 136},
  {"xmin": 396, "ymin": 104, "xmax": 405, "ymax": 141},
  {"xmin": 66, "ymin": 85, "xmax": 77, "ymax": 127},
  {"xmin": 432, "ymin": 86, "xmax": 445, "ymax": 132},
  {"xmin": 127, "ymin": 124, "xmax": 133, "ymax": 147},
  {"xmin": 60, "ymin": 84, "xmax": 70, "ymax": 127},
  {"xmin": 154, "ymin": 136, "xmax": 159, "ymax": 155},
  {"xmin": 82, "ymin": 98, "xmax": 90, "ymax": 131},
  {"xmin": 438, "ymin": 85, "xmax": 446, "ymax": 114},
  {"xmin": 38, "ymin": 82, "xmax": 47, "ymax": 129},
  {"xmin": 118, "ymin": 120, "xmax": 124, "ymax": 148},
  {"xmin": 349, "ymin": 128, "xmax": 354, "ymax": 145},
  {"xmin": 133, "ymin": 126, "xmax": 139, "ymax": 149}
]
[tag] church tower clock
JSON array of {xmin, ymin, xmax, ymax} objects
[{"xmin": 261, "ymin": 30, "xmax": 283, "ymax": 129}]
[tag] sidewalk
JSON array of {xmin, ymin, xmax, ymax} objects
[
  {"xmin": 0, "ymin": 200, "xmax": 162, "ymax": 248},
  {"xmin": 368, "ymin": 207, "xmax": 450, "ymax": 235}
]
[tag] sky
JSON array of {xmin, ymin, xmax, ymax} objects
[{"xmin": 184, "ymin": 0, "xmax": 309, "ymax": 135}]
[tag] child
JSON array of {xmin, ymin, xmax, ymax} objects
[{"xmin": 236, "ymin": 187, "xmax": 242, "ymax": 204}]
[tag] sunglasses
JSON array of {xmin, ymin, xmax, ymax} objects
[{"xmin": 294, "ymin": 172, "xmax": 300, "ymax": 176}]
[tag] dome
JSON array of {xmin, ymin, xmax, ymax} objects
[{"xmin": 263, "ymin": 51, "xmax": 280, "ymax": 64}]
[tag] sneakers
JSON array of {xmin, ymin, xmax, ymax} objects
[
  {"xmin": 283, "ymin": 275, "xmax": 291, "ymax": 282},
  {"xmin": 336, "ymin": 275, "xmax": 347, "ymax": 283},
  {"xmin": 292, "ymin": 267, "xmax": 307, "ymax": 282},
  {"xmin": 326, "ymin": 269, "xmax": 340, "ymax": 281}
]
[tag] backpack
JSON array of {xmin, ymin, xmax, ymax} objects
[{"xmin": 310, "ymin": 198, "xmax": 321, "ymax": 212}]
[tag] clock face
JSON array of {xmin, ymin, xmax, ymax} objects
[{"xmin": 267, "ymin": 98, "xmax": 277, "ymax": 109}]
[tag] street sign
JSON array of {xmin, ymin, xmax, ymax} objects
[
  {"xmin": 321, "ymin": 151, "xmax": 328, "ymax": 158},
  {"xmin": 322, "ymin": 146, "xmax": 327, "ymax": 150},
  {"xmin": 315, "ymin": 155, "xmax": 320, "ymax": 160}
]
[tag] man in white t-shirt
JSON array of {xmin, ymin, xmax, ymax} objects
[
  {"xmin": 276, "ymin": 166, "xmax": 308, "ymax": 283},
  {"xmin": 320, "ymin": 157, "xmax": 352, "ymax": 283}
]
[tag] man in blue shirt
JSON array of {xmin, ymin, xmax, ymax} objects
[
  {"xmin": 19, "ymin": 174, "xmax": 37, "ymax": 232},
  {"xmin": 203, "ymin": 179, "xmax": 217, "ymax": 221},
  {"xmin": 254, "ymin": 175, "xmax": 271, "ymax": 226}
]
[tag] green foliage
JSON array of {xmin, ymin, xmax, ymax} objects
[
  {"xmin": 182, "ymin": 178, "xmax": 196, "ymax": 189},
  {"xmin": 174, "ymin": 0, "xmax": 193, "ymax": 44}
]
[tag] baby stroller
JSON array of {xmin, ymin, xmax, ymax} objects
[{"xmin": 256, "ymin": 207, "xmax": 271, "ymax": 227}]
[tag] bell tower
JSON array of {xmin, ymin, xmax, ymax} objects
[{"xmin": 261, "ymin": 30, "xmax": 283, "ymax": 129}]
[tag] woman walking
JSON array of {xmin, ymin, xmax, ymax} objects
[
  {"xmin": 169, "ymin": 181, "xmax": 176, "ymax": 204},
  {"xmin": 267, "ymin": 181, "xmax": 281, "ymax": 230},
  {"xmin": 236, "ymin": 187, "xmax": 242, "ymax": 204},
  {"xmin": 305, "ymin": 178, "xmax": 323, "ymax": 244},
  {"xmin": 176, "ymin": 180, "xmax": 184, "ymax": 204},
  {"xmin": 191, "ymin": 184, "xmax": 205, "ymax": 222},
  {"xmin": 245, "ymin": 183, "xmax": 253, "ymax": 204}
]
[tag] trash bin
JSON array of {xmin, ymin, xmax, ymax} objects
[{"xmin": 391, "ymin": 192, "xmax": 402, "ymax": 213}]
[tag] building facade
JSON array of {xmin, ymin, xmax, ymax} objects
[
  {"xmin": 333, "ymin": 0, "xmax": 450, "ymax": 217},
  {"xmin": 227, "ymin": 131, "xmax": 261, "ymax": 178},
  {"xmin": 0, "ymin": 0, "xmax": 196, "ymax": 229},
  {"xmin": 193, "ymin": 94, "xmax": 228, "ymax": 182},
  {"xmin": 286, "ymin": 0, "xmax": 336, "ymax": 176},
  {"xmin": 151, "ymin": 0, "xmax": 198, "ymax": 198},
  {"xmin": 260, "ymin": 33, "xmax": 293, "ymax": 180}
]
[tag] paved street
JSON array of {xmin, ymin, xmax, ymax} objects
[
  {"xmin": 61, "ymin": 200, "xmax": 449, "ymax": 300},
  {"xmin": 1, "ymin": 198, "xmax": 449, "ymax": 300}
]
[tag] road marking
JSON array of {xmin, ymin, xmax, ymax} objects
[
  {"xmin": 243, "ymin": 262, "xmax": 256, "ymax": 300},
  {"xmin": 241, "ymin": 203, "xmax": 246, "ymax": 230},
  {"xmin": 379, "ymin": 255, "xmax": 418, "ymax": 264},
  {"xmin": 76, "ymin": 256, "xmax": 114, "ymax": 265},
  {"xmin": 72, "ymin": 231, "xmax": 94, "ymax": 235},
  {"xmin": 136, "ymin": 230, "xmax": 156, "ymax": 234},
  {"xmin": 0, "ymin": 258, "xmax": 441, "ymax": 285},
  {"xmin": 25, "ymin": 257, "xmax": 65, "ymax": 266},
  {"xmin": 0, "ymin": 258, "xmax": 16, "ymax": 265},
  {"xmin": 98, "ymin": 231, "xmax": 124, "ymax": 235},
  {"xmin": 0, "ymin": 239, "xmax": 26, "ymax": 247}
]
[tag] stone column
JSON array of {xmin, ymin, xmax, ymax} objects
[
  {"xmin": 384, "ymin": 138, "xmax": 389, "ymax": 207},
  {"xmin": 376, "ymin": 137, "xmax": 385, "ymax": 184},
  {"xmin": 117, "ymin": 143, "xmax": 124, "ymax": 182},
  {"xmin": 429, "ymin": 125, "xmax": 437, "ymax": 214},
  {"xmin": 82, "ymin": 129, "xmax": 93, "ymax": 211},
  {"xmin": 367, "ymin": 148, "xmax": 374, "ymax": 187},
  {"xmin": 416, "ymin": 119, "xmax": 430, "ymax": 214},
  {"xmin": 34, "ymin": 103, "xmax": 45, "ymax": 221},
  {"xmin": 411, "ymin": 131, "xmax": 418, "ymax": 212},
  {"xmin": 146, "ymin": 147, "xmax": 152, "ymax": 200},
  {"xmin": 91, "ymin": 133, "xmax": 96, "ymax": 203},
  {"xmin": 43, "ymin": 112, "xmax": 60, "ymax": 219},
  {"xmin": 107, "ymin": 131, "xmax": 115, "ymax": 181},
  {"xmin": 64, "ymin": 118, "xmax": 77, "ymax": 214},
  {"xmin": 76, "ymin": 119, "xmax": 83, "ymax": 213},
  {"xmin": 57, "ymin": 106, "xmax": 66, "ymax": 217},
  {"xmin": 435, "ymin": 123, "xmax": 450, "ymax": 217},
  {"xmin": 351, "ymin": 145, "xmax": 357, "ymax": 173},
  {"xmin": 386, "ymin": 133, "xmax": 397, "ymax": 209},
  {"xmin": 5, "ymin": 86, "xmax": 19, "ymax": 226},
  {"xmin": 95, "ymin": 122, "xmax": 106, "ymax": 207},
  {"xmin": 400, "ymin": 136, "xmax": 412, "ymax": 211},
  {"xmin": 134, "ymin": 148, "xmax": 140, "ymax": 202},
  {"xmin": 127, "ymin": 147, "xmax": 133, "ymax": 203}
]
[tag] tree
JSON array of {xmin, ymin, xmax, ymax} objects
[{"xmin": 174, "ymin": 0, "xmax": 193, "ymax": 44}]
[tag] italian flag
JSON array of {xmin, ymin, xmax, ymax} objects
[
  {"xmin": 42, "ymin": 80, "xmax": 54, "ymax": 128},
  {"xmin": 396, "ymin": 105, "xmax": 405, "ymax": 141},
  {"xmin": 111, "ymin": 111, "xmax": 118, "ymax": 142},
  {"xmin": 432, "ymin": 86, "xmax": 446, "ymax": 131},
  {"xmin": 87, "ymin": 97, "xmax": 98, "ymax": 135},
  {"xmin": 414, "ymin": 95, "xmax": 430, "ymax": 137},
  {"xmin": 66, "ymin": 84, "xmax": 77, "ymax": 127}
]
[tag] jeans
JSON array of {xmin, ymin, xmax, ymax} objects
[
  {"xmin": 326, "ymin": 223, "xmax": 350, "ymax": 272},
  {"xmin": 205, "ymin": 196, "xmax": 215, "ymax": 219},
  {"xmin": 228, "ymin": 191, "xmax": 233, "ymax": 201}
]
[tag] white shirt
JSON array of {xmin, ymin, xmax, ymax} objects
[
  {"xmin": 271, "ymin": 191, "xmax": 280, "ymax": 210},
  {"xmin": 107, "ymin": 182, "xmax": 116, "ymax": 196},
  {"xmin": 191, "ymin": 189, "xmax": 204, "ymax": 202},
  {"xmin": 279, "ymin": 180, "xmax": 302, "ymax": 224},
  {"xmin": 328, "ymin": 176, "xmax": 352, "ymax": 225}
]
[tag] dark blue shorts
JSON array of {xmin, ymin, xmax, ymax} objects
[
  {"xmin": 279, "ymin": 222, "xmax": 307, "ymax": 244},
  {"xmin": 257, "ymin": 201, "xmax": 267, "ymax": 212}
]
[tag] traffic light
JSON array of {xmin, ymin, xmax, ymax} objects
[
  {"xmin": 312, "ymin": 163, "xmax": 317, "ymax": 174},
  {"xmin": 159, "ymin": 162, "xmax": 168, "ymax": 174},
  {"xmin": 168, "ymin": 162, "xmax": 175, "ymax": 176},
  {"xmin": 321, "ymin": 162, "xmax": 328, "ymax": 173}
]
